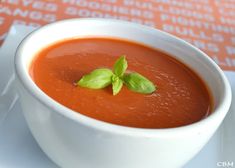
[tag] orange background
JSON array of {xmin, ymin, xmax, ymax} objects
[{"xmin": 0, "ymin": 0, "xmax": 235, "ymax": 70}]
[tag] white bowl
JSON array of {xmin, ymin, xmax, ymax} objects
[{"xmin": 15, "ymin": 18, "xmax": 232, "ymax": 168}]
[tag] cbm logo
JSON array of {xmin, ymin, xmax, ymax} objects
[{"xmin": 217, "ymin": 161, "xmax": 234, "ymax": 167}]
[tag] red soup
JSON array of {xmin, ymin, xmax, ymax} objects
[{"xmin": 30, "ymin": 38, "xmax": 212, "ymax": 128}]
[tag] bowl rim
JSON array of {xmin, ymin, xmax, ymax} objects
[{"xmin": 15, "ymin": 18, "xmax": 232, "ymax": 137}]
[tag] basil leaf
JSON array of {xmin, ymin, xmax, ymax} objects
[
  {"xmin": 112, "ymin": 75, "xmax": 123, "ymax": 95},
  {"xmin": 123, "ymin": 73, "xmax": 156, "ymax": 94},
  {"xmin": 113, "ymin": 55, "xmax": 128, "ymax": 77},
  {"xmin": 78, "ymin": 68, "xmax": 113, "ymax": 89}
]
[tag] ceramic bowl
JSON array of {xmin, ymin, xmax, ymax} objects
[{"xmin": 15, "ymin": 18, "xmax": 232, "ymax": 168}]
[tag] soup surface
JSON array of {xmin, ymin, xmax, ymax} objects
[{"xmin": 30, "ymin": 38, "xmax": 212, "ymax": 128}]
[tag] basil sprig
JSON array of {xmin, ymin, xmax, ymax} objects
[{"xmin": 77, "ymin": 56, "xmax": 156, "ymax": 95}]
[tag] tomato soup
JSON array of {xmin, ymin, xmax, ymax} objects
[{"xmin": 30, "ymin": 38, "xmax": 212, "ymax": 128}]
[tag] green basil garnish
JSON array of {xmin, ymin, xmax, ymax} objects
[{"xmin": 77, "ymin": 56, "xmax": 156, "ymax": 95}]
